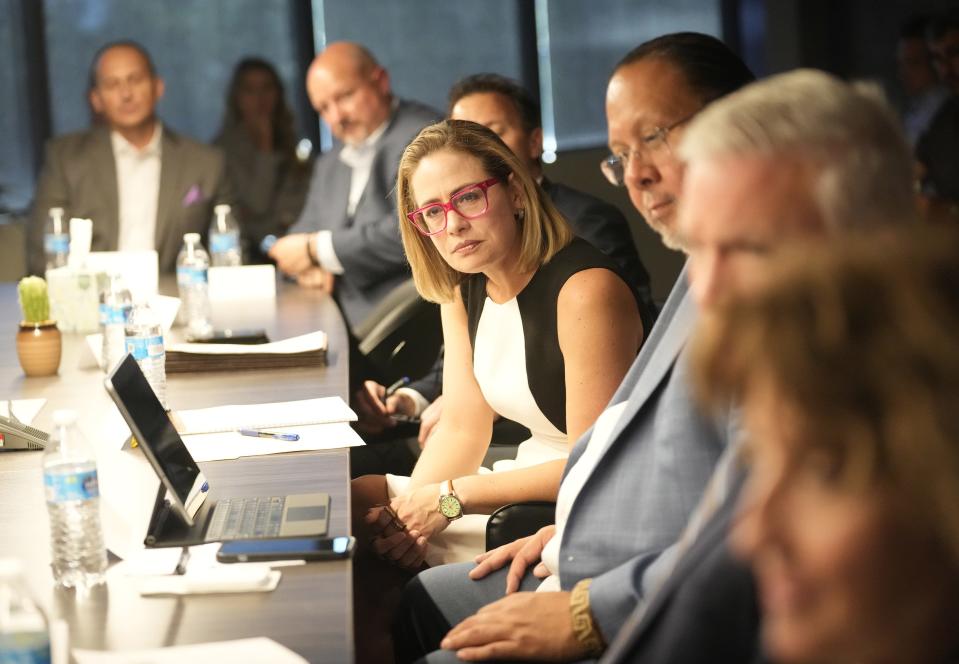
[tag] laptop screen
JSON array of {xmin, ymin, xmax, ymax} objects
[{"xmin": 105, "ymin": 355, "xmax": 202, "ymax": 512}]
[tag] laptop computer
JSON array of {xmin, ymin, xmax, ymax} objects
[{"xmin": 105, "ymin": 353, "xmax": 329, "ymax": 547}]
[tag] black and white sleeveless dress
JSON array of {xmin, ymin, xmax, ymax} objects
[{"xmin": 386, "ymin": 238, "xmax": 637, "ymax": 564}]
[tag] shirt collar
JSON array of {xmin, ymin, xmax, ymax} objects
[{"xmin": 111, "ymin": 122, "xmax": 163, "ymax": 158}]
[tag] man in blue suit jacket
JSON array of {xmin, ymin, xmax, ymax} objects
[
  {"xmin": 269, "ymin": 42, "xmax": 440, "ymax": 329},
  {"xmin": 393, "ymin": 33, "xmax": 755, "ymax": 663}
]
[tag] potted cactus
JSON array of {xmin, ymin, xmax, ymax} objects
[{"xmin": 16, "ymin": 276, "xmax": 61, "ymax": 376}]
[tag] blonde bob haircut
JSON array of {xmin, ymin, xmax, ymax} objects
[{"xmin": 396, "ymin": 119, "xmax": 573, "ymax": 303}]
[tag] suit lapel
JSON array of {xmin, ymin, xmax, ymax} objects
[
  {"xmin": 622, "ymin": 468, "xmax": 748, "ymax": 657},
  {"xmin": 90, "ymin": 129, "xmax": 120, "ymax": 249},
  {"xmin": 156, "ymin": 126, "xmax": 181, "ymax": 249},
  {"xmin": 328, "ymin": 148, "xmax": 353, "ymax": 228},
  {"xmin": 602, "ymin": 267, "xmax": 695, "ymax": 446}
]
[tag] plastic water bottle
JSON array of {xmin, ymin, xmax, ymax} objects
[
  {"xmin": 125, "ymin": 301, "xmax": 167, "ymax": 408},
  {"xmin": 176, "ymin": 233, "xmax": 213, "ymax": 339},
  {"xmin": 98, "ymin": 273, "xmax": 132, "ymax": 373},
  {"xmin": 0, "ymin": 559, "xmax": 51, "ymax": 663},
  {"xmin": 43, "ymin": 410, "xmax": 107, "ymax": 590},
  {"xmin": 208, "ymin": 204, "xmax": 241, "ymax": 267},
  {"xmin": 43, "ymin": 207, "xmax": 69, "ymax": 272}
]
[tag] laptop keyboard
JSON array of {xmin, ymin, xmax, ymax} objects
[{"xmin": 205, "ymin": 496, "xmax": 286, "ymax": 541}]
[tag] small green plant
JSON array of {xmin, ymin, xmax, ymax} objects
[{"xmin": 18, "ymin": 276, "xmax": 51, "ymax": 324}]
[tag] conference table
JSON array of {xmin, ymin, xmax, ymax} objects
[{"xmin": 0, "ymin": 276, "xmax": 355, "ymax": 663}]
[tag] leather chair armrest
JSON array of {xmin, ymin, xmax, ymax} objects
[{"xmin": 485, "ymin": 501, "xmax": 556, "ymax": 551}]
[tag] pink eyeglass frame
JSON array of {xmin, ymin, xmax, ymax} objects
[{"xmin": 406, "ymin": 177, "xmax": 501, "ymax": 236}]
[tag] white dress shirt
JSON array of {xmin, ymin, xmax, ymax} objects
[
  {"xmin": 313, "ymin": 104, "xmax": 396, "ymax": 274},
  {"xmin": 113, "ymin": 124, "xmax": 162, "ymax": 252}
]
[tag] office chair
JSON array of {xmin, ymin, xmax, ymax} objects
[
  {"xmin": 354, "ymin": 278, "xmax": 442, "ymax": 386},
  {"xmin": 486, "ymin": 501, "xmax": 556, "ymax": 551}
]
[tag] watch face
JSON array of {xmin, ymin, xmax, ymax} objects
[{"xmin": 439, "ymin": 494, "xmax": 462, "ymax": 519}]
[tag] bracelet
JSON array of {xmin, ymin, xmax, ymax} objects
[
  {"xmin": 305, "ymin": 234, "xmax": 320, "ymax": 267},
  {"xmin": 569, "ymin": 579, "xmax": 606, "ymax": 657}
]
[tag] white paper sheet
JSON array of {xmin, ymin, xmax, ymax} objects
[
  {"xmin": 182, "ymin": 421, "xmax": 364, "ymax": 461},
  {"xmin": 175, "ymin": 396, "xmax": 355, "ymax": 435},
  {"xmin": 73, "ymin": 637, "xmax": 308, "ymax": 664},
  {"xmin": 0, "ymin": 398, "xmax": 46, "ymax": 424},
  {"xmin": 208, "ymin": 264, "xmax": 276, "ymax": 300},
  {"xmin": 85, "ymin": 250, "xmax": 159, "ymax": 302}
]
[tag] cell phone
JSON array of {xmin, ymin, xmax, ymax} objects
[
  {"xmin": 216, "ymin": 536, "xmax": 356, "ymax": 563},
  {"xmin": 187, "ymin": 328, "xmax": 270, "ymax": 344},
  {"xmin": 390, "ymin": 413, "xmax": 421, "ymax": 424}
]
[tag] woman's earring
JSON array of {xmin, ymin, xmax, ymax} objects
[{"xmin": 514, "ymin": 209, "xmax": 526, "ymax": 222}]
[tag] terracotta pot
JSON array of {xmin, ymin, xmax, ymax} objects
[{"xmin": 16, "ymin": 320, "xmax": 62, "ymax": 377}]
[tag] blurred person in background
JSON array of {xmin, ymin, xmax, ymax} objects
[
  {"xmin": 897, "ymin": 15, "xmax": 949, "ymax": 146},
  {"xmin": 216, "ymin": 57, "xmax": 311, "ymax": 261},
  {"xmin": 917, "ymin": 95, "xmax": 959, "ymax": 224},
  {"xmin": 694, "ymin": 230, "xmax": 959, "ymax": 664},
  {"xmin": 28, "ymin": 40, "xmax": 232, "ymax": 274},
  {"xmin": 928, "ymin": 10, "xmax": 959, "ymax": 95},
  {"xmin": 268, "ymin": 41, "xmax": 440, "ymax": 329}
]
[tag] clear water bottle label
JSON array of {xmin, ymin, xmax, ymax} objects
[
  {"xmin": 177, "ymin": 266, "xmax": 208, "ymax": 285},
  {"xmin": 44, "ymin": 468, "xmax": 99, "ymax": 503},
  {"xmin": 210, "ymin": 231, "xmax": 239, "ymax": 254},
  {"xmin": 44, "ymin": 233, "xmax": 69, "ymax": 255},
  {"xmin": 125, "ymin": 335, "xmax": 164, "ymax": 360},
  {"xmin": 99, "ymin": 303, "xmax": 131, "ymax": 326}
]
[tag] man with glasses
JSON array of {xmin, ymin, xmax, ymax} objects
[
  {"xmin": 268, "ymin": 42, "xmax": 440, "ymax": 329},
  {"xmin": 394, "ymin": 32, "xmax": 755, "ymax": 663}
]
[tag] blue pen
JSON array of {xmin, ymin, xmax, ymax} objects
[{"xmin": 238, "ymin": 429, "xmax": 300, "ymax": 441}]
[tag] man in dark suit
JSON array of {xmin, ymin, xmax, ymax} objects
[
  {"xmin": 269, "ymin": 42, "xmax": 441, "ymax": 329},
  {"xmin": 353, "ymin": 74, "xmax": 655, "ymax": 451},
  {"xmin": 28, "ymin": 40, "xmax": 232, "ymax": 274}
]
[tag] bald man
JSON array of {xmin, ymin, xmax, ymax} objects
[
  {"xmin": 269, "ymin": 42, "xmax": 441, "ymax": 328},
  {"xmin": 28, "ymin": 40, "xmax": 232, "ymax": 274}
]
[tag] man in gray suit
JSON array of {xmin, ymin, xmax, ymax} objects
[
  {"xmin": 28, "ymin": 41, "xmax": 231, "ymax": 275},
  {"xmin": 268, "ymin": 42, "xmax": 441, "ymax": 329},
  {"xmin": 393, "ymin": 33, "xmax": 755, "ymax": 663}
]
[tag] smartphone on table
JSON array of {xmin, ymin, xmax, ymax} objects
[{"xmin": 217, "ymin": 536, "xmax": 356, "ymax": 563}]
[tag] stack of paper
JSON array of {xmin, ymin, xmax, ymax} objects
[
  {"xmin": 165, "ymin": 331, "xmax": 327, "ymax": 373},
  {"xmin": 174, "ymin": 397, "xmax": 363, "ymax": 461},
  {"xmin": 175, "ymin": 396, "xmax": 354, "ymax": 434}
]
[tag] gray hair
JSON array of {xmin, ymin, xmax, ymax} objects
[{"xmin": 679, "ymin": 69, "xmax": 916, "ymax": 230}]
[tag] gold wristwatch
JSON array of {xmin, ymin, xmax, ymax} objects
[{"xmin": 438, "ymin": 480, "xmax": 463, "ymax": 521}]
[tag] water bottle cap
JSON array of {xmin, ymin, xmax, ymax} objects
[
  {"xmin": 53, "ymin": 409, "xmax": 78, "ymax": 426},
  {"xmin": 183, "ymin": 232, "xmax": 201, "ymax": 244},
  {"xmin": 214, "ymin": 204, "xmax": 231, "ymax": 215},
  {"xmin": 0, "ymin": 558, "xmax": 23, "ymax": 579}
]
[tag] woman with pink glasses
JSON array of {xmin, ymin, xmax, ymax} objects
[{"xmin": 352, "ymin": 119, "xmax": 644, "ymax": 568}]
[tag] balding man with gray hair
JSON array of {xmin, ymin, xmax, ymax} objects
[{"xmin": 269, "ymin": 42, "xmax": 440, "ymax": 328}]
